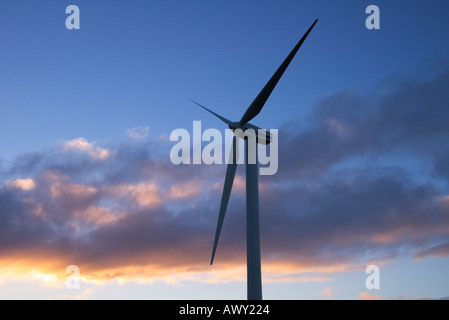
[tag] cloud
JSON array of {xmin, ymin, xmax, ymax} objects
[
  {"xmin": 74, "ymin": 288, "xmax": 96, "ymax": 300},
  {"xmin": 277, "ymin": 69, "xmax": 449, "ymax": 180},
  {"xmin": 109, "ymin": 182, "xmax": 162, "ymax": 208},
  {"xmin": 126, "ymin": 126, "xmax": 150, "ymax": 140},
  {"xmin": 50, "ymin": 181, "xmax": 96, "ymax": 199},
  {"xmin": 0, "ymin": 69, "xmax": 449, "ymax": 291},
  {"xmin": 357, "ymin": 292, "xmax": 449, "ymax": 300},
  {"xmin": 5, "ymin": 178, "xmax": 35, "ymax": 190},
  {"xmin": 167, "ymin": 180, "xmax": 203, "ymax": 200},
  {"xmin": 318, "ymin": 287, "xmax": 332, "ymax": 299},
  {"xmin": 64, "ymin": 137, "xmax": 111, "ymax": 160},
  {"xmin": 74, "ymin": 206, "xmax": 119, "ymax": 225},
  {"xmin": 358, "ymin": 292, "xmax": 385, "ymax": 300},
  {"xmin": 64, "ymin": 137, "xmax": 92, "ymax": 151}
]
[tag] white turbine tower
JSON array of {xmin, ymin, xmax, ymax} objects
[{"xmin": 192, "ymin": 19, "xmax": 318, "ymax": 300}]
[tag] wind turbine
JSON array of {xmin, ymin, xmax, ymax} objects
[{"xmin": 192, "ymin": 19, "xmax": 318, "ymax": 300}]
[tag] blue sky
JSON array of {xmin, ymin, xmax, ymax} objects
[
  {"xmin": 1, "ymin": 1, "xmax": 449, "ymax": 299},
  {"xmin": 2, "ymin": 0, "xmax": 448, "ymax": 161}
]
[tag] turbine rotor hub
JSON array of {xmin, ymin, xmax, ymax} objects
[{"xmin": 228, "ymin": 122, "xmax": 242, "ymax": 130}]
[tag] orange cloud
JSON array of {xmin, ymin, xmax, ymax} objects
[
  {"xmin": 358, "ymin": 292, "xmax": 385, "ymax": 300},
  {"xmin": 212, "ymin": 174, "xmax": 245, "ymax": 193},
  {"xmin": 233, "ymin": 175, "xmax": 245, "ymax": 192},
  {"xmin": 90, "ymin": 147, "xmax": 111, "ymax": 160},
  {"xmin": 109, "ymin": 183, "xmax": 162, "ymax": 208},
  {"xmin": 319, "ymin": 287, "xmax": 332, "ymax": 298},
  {"xmin": 50, "ymin": 182, "xmax": 96, "ymax": 199},
  {"xmin": 167, "ymin": 180, "xmax": 203, "ymax": 200},
  {"xmin": 6, "ymin": 178, "xmax": 36, "ymax": 190},
  {"xmin": 64, "ymin": 137, "xmax": 111, "ymax": 160},
  {"xmin": 24, "ymin": 198, "xmax": 45, "ymax": 218},
  {"xmin": 65, "ymin": 137, "xmax": 92, "ymax": 151},
  {"xmin": 438, "ymin": 195, "xmax": 449, "ymax": 209},
  {"xmin": 74, "ymin": 206, "xmax": 120, "ymax": 225}
]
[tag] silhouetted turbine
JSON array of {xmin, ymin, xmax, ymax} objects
[{"xmin": 192, "ymin": 19, "xmax": 318, "ymax": 300}]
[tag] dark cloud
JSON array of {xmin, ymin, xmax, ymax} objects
[
  {"xmin": 1, "ymin": 69, "xmax": 449, "ymax": 281},
  {"xmin": 277, "ymin": 68, "xmax": 449, "ymax": 180},
  {"xmin": 434, "ymin": 148, "xmax": 449, "ymax": 181}
]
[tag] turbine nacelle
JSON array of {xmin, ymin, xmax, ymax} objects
[
  {"xmin": 229, "ymin": 122, "xmax": 272, "ymax": 145},
  {"xmin": 227, "ymin": 121, "xmax": 241, "ymax": 130},
  {"xmin": 189, "ymin": 100, "xmax": 273, "ymax": 145}
]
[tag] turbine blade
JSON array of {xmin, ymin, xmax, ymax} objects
[
  {"xmin": 190, "ymin": 99, "xmax": 232, "ymax": 125},
  {"xmin": 239, "ymin": 19, "xmax": 318, "ymax": 125},
  {"xmin": 211, "ymin": 136, "xmax": 238, "ymax": 265}
]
